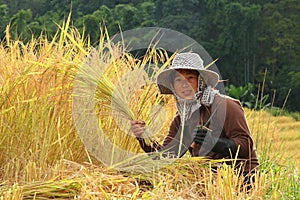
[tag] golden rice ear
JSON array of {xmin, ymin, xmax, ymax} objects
[{"xmin": 204, "ymin": 58, "xmax": 219, "ymax": 69}]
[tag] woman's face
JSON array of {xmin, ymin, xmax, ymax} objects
[{"xmin": 173, "ymin": 69, "xmax": 198, "ymax": 99}]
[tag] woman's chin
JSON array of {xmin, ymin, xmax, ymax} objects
[{"xmin": 180, "ymin": 95, "xmax": 194, "ymax": 100}]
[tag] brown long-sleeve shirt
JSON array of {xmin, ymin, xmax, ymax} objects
[{"xmin": 137, "ymin": 94, "xmax": 259, "ymax": 173}]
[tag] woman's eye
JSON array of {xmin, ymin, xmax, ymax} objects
[{"xmin": 188, "ymin": 76, "xmax": 196, "ymax": 81}]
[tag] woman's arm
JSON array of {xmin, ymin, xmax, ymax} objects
[
  {"xmin": 222, "ymin": 97, "xmax": 254, "ymax": 158},
  {"xmin": 131, "ymin": 115, "xmax": 181, "ymax": 153}
]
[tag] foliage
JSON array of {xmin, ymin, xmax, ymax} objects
[
  {"xmin": 226, "ymin": 83, "xmax": 270, "ymax": 110},
  {"xmin": 265, "ymin": 107, "xmax": 300, "ymax": 121},
  {"xmin": 289, "ymin": 112, "xmax": 300, "ymax": 121}
]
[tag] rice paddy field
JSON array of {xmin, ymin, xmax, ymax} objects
[{"xmin": 0, "ymin": 20, "xmax": 299, "ymax": 199}]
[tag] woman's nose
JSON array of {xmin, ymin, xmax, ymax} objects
[{"xmin": 181, "ymin": 79, "xmax": 190, "ymax": 87}]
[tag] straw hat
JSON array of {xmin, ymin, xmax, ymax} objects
[{"xmin": 156, "ymin": 52, "xmax": 219, "ymax": 94}]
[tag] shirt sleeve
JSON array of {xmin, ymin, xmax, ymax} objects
[
  {"xmin": 222, "ymin": 97, "xmax": 254, "ymax": 158},
  {"xmin": 162, "ymin": 114, "xmax": 181, "ymax": 146},
  {"xmin": 137, "ymin": 115, "xmax": 181, "ymax": 153}
]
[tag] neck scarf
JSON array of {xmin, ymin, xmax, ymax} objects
[{"xmin": 171, "ymin": 83, "xmax": 219, "ymax": 121}]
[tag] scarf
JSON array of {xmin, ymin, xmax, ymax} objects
[{"xmin": 172, "ymin": 84, "xmax": 219, "ymax": 121}]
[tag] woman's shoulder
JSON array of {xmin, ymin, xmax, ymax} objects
[
  {"xmin": 213, "ymin": 94, "xmax": 244, "ymax": 114},
  {"xmin": 214, "ymin": 94, "xmax": 242, "ymax": 106},
  {"xmin": 171, "ymin": 112, "xmax": 181, "ymax": 123}
]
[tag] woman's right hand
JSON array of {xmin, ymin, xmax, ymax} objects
[{"xmin": 130, "ymin": 120, "xmax": 146, "ymax": 138}]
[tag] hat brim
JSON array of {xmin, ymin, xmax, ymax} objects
[{"xmin": 156, "ymin": 67, "xmax": 219, "ymax": 94}]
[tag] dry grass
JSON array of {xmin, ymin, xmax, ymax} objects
[{"xmin": 246, "ymin": 108, "xmax": 300, "ymax": 167}]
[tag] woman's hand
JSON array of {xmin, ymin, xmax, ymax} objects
[{"xmin": 130, "ymin": 120, "xmax": 146, "ymax": 138}]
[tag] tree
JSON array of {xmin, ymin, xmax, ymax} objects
[
  {"xmin": 200, "ymin": 2, "xmax": 261, "ymax": 86},
  {"xmin": 136, "ymin": 1, "xmax": 156, "ymax": 27},
  {"xmin": 288, "ymin": 70, "xmax": 300, "ymax": 111},
  {"xmin": 256, "ymin": 0, "xmax": 300, "ymax": 109},
  {"xmin": 0, "ymin": 4, "xmax": 9, "ymax": 39},
  {"xmin": 10, "ymin": 9, "xmax": 33, "ymax": 40},
  {"xmin": 112, "ymin": 4, "xmax": 139, "ymax": 31}
]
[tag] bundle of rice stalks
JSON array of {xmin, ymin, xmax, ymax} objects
[
  {"xmin": 0, "ymin": 179, "xmax": 81, "ymax": 199},
  {"xmin": 72, "ymin": 37, "xmax": 179, "ymax": 171}
]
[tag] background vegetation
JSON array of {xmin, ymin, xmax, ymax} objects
[{"xmin": 0, "ymin": 0, "xmax": 299, "ymax": 112}]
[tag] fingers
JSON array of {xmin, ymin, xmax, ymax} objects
[
  {"xmin": 131, "ymin": 120, "xmax": 145, "ymax": 126},
  {"xmin": 191, "ymin": 141, "xmax": 197, "ymax": 148},
  {"xmin": 193, "ymin": 127, "xmax": 207, "ymax": 145},
  {"xmin": 130, "ymin": 120, "xmax": 146, "ymax": 138},
  {"xmin": 194, "ymin": 134, "xmax": 205, "ymax": 144}
]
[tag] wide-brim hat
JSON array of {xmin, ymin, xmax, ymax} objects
[{"xmin": 156, "ymin": 52, "xmax": 219, "ymax": 94}]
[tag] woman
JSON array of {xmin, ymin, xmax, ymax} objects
[{"xmin": 131, "ymin": 52, "xmax": 259, "ymax": 175}]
